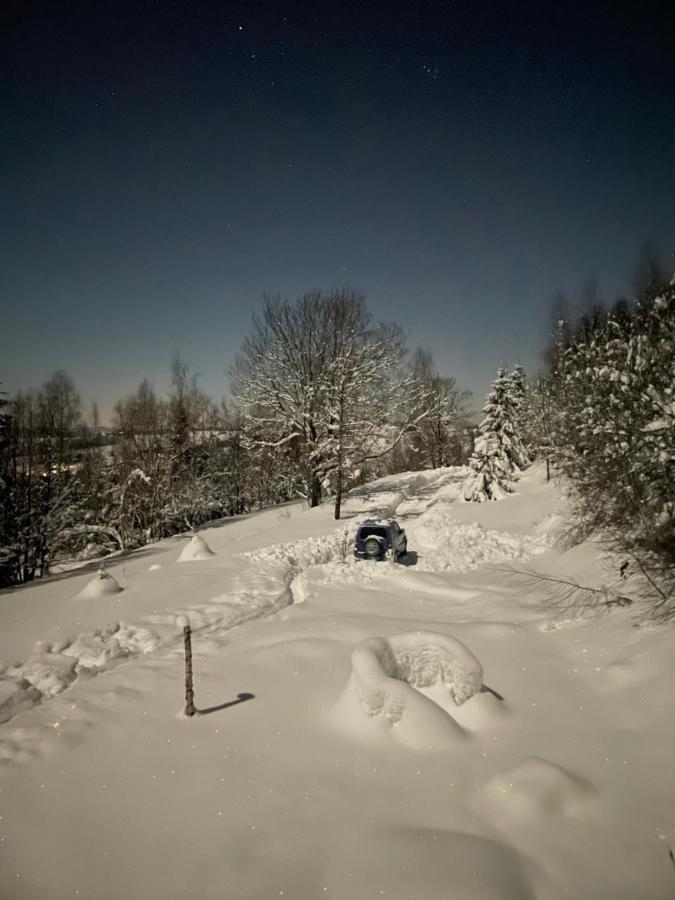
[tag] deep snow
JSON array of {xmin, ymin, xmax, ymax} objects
[{"xmin": 0, "ymin": 465, "xmax": 674, "ymax": 899}]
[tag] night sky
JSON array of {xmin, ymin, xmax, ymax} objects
[{"xmin": 1, "ymin": 0, "xmax": 673, "ymax": 420}]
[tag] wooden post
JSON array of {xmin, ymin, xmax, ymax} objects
[
  {"xmin": 340, "ymin": 530, "xmax": 349, "ymax": 563},
  {"xmin": 176, "ymin": 615, "xmax": 195, "ymax": 716}
]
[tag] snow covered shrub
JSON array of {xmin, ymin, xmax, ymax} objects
[{"xmin": 546, "ymin": 283, "xmax": 675, "ymax": 615}]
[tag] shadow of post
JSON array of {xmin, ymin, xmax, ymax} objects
[{"xmin": 197, "ymin": 692, "xmax": 255, "ymax": 715}]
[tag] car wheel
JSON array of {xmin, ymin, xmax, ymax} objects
[{"xmin": 364, "ymin": 537, "xmax": 382, "ymax": 559}]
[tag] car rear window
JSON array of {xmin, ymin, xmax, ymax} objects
[{"xmin": 359, "ymin": 526, "xmax": 388, "ymax": 539}]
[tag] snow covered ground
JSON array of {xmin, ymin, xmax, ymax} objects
[{"xmin": 1, "ymin": 464, "xmax": 674, "ymax": 899}]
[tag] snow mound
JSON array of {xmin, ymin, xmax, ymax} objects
[
  {"xmin": 148, "ymin": 563, "xmax": 162, "ymax": 571},
  {"xmin": 481, "ymin": 756, "xmax": 594, "ymax": 819},
  {"xmin": 178, "ymin": 534, "xmax": 216, "ymax": 561},
  {"xmin": 407, "ymin": 510, "xmax": 532, "ymax": 571},
  {"xmin": 597, "ymin": 654, "xmax": 657, "ymax": 694},
  {"xmin": 438, "ymin": 687, "xmax": 508, "ymax": 732},
  {"xmin": 332, "ymin": 631, "xmax": 482, "ymax": 750},
  {"xmin": 78, "ymin": 570, "xmax": 123, "ymax": 598}
]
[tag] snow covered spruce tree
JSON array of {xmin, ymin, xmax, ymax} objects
[
  {"xmin": 231, "ymin": 289, "xmax": 429, "ymax": 517},
  {"xmin": 463, "ymin": 366, "xmax": 530, "ymax": 501},
  {"xmin": 507, "ymin": 363, "xmax": 532, "ymax": 466}
]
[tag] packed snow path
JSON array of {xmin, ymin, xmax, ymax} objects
[{"xmin": 1, "ymin": 465, "xmax": 674, "ymax": 899}]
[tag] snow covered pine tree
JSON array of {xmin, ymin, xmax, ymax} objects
[{"xmin": 463, "ymin": 366, "xmax": 529, "ymax": 501}]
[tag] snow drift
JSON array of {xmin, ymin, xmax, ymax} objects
[
  {"xmin": 332, "ymin": 631, "xmax": 483, "ymax": 750},
  {"xmin": 407, "ymin": 508, "xmax": 533, "ymax": 572},
  {"xmin": 480, "ymin": 756, "xmax": 595, "ymax": 820}
]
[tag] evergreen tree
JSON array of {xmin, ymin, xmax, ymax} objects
[
  {"xmin": 462, "ymin": 368, "xmax": 513, "ymax": 503},
  {"xmin": 462, "ymin": 367, "xmax": 524, "ymax": 502},
  {"xmin": 507, "ymin": 363, "xmax": 531, "ymax": 467},
  {"xmin": 462, "ymin": 431, "xmax": 515, "ymax": 502}
]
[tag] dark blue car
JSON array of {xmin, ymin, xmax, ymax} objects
[{"xmin": 353, "ymin": 519, "xmax": 407, "ymax": 562}]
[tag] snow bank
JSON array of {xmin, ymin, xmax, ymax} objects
[
  {"xmin": 245, "ymin": 532, "xmax": 345, "ymax": 569},
  {"xmin": 245, "ymin": 528, "xmax": 399, "ymax": 589},
  {"xmin": 178, "ymin": 534, "xmax": 215, "ymax": 561},
  {"xmin": 407, "ymin": 509, "xmax": 533, "ymax": 571},
  {"xmin": 316, "ymin": 557, "xmax": 397, "ymax": 587},
  {"xmin": 332, "ymin": 631, "xmax": 482, "ymax": 749}
]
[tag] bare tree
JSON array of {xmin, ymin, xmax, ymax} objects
[
  {"xmin": 408, "ymin": 349, "xmax": 471, "ymax": 469},
  {"xmin": 323, "ymin": 309, "xmax": 429, "ymax": 519},
  {"xmin": 231, "ymin": 288, "xmax": 429, "ymax": 516}
]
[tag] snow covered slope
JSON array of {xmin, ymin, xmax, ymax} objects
[{"xmin": 0, "ymin": 465, "xmax": 674, "ymax": 899}]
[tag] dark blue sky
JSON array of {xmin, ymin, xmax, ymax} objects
[{"xmin": 1, "ymin": 0, "xmax": 673, "ymax": 420}]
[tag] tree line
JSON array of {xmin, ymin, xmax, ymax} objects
[
  {"xmin": 0, "ymin": 288, "xmax": 472, "ymax": 587},
  {"xmin": 532, "ymin": 271, "xmax": 674, "ymax": 618},
  {"xmin": 462, "ymin": 250, "xmax": 673, "ymax": 618}
]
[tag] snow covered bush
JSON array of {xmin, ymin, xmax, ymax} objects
[{"xmin": 545, "ymin": 282, "xmax": 675, "ymax": 616}]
